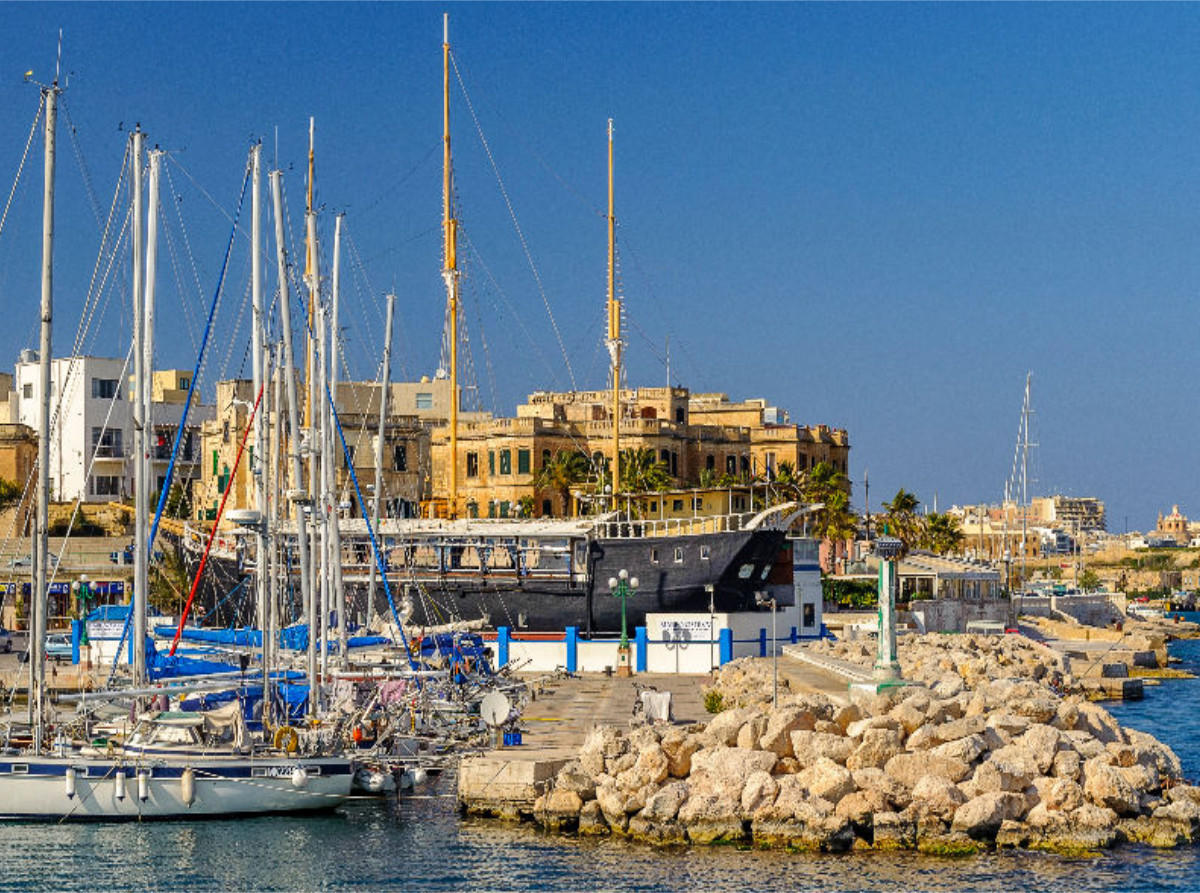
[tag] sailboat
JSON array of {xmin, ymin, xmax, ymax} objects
[{"xmin": 0, "ymin": 86, "xmax": 353, "ymax": 820}]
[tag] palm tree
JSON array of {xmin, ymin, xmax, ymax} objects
[
  {"xmin": 881, "ymin": 488, "xmax": 922, "ymax": 552},
  {"xmin": 532, "ymin": 450, "xmax": 591, "ymax": 517},
  {"xmin": 771, "ymin": 460, "xmax": 802, "ymax": 505},
  {"xmin": 920, "ymin": 512, "xmax": 964, "ymax": 555},
  {"xmin": 800, "ymin": 461, "xmax": 857, "ymax": 547},
  {"xmin": 619, "ymin": 447, "xmax": 672, "ymax": 493}
]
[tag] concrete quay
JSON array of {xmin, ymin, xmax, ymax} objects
[{"xmin": 458, "ymin": 661, "xmax": 851, "ymax": 818}]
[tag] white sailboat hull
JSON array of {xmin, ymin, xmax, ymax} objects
[{"xmin": 0, "ymin": 755, "xmax": 354, "ymax": 820}]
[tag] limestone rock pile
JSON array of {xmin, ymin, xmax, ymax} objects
[
  {"xmin": 528, "ymin": 680, "xmax": 1200, "ymax": 853},
  {"xmin": 807, "ymin": 633, "xmax": 1072, "ymax": 692}
]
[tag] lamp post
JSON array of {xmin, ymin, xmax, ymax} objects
[
  {"xmin": 72, "ymin": 574, "xmax": 90, "ymax": 646},
  {"xmin": 873, "ymin": 533, "xmax": 904, "ymax": 683},
  {"xmin": 609, "ymin": 568, "xmax": 638, "ymax": 677}
]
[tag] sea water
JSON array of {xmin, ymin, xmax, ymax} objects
[{"xmin": 4, "ymin": 645, "xmax": 1200, "ymax": 892}]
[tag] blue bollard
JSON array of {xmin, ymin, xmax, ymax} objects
[
  {"xmin": 71, "ymin": 619, "xmax": 82, "ymax": 665},
  {"xmin": 791, "ymin": 626, "xmax": 798, "ymax": 644},
  {"xmin": 497, "ymin": 626, "xmax": 510, "ymax": 667},
  {"xmin": 634, "ymin": 627, "xmax": 648, "ymax": 673},
  {"xmin": 759, "ymin": 628, "xmax": 767, "ymax": 657},
  {"xmin": 565, "ymin": 626, "xmax": 578, "ymax": 673},
  {"xmin": 719, "ymin": 628, "xmax": 733, "ymax": 665}
]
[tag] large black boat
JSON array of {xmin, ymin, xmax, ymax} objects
[{"xmin": 180, "ymin": 503, "xmax": 800, "ymax": 635}]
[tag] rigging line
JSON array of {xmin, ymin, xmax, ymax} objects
[
  {"xmin": 159, "ymin": 201, "xmax": 201, "ymax": 354},
  {"xmin": 458, "ymin": 229, "xmax": 561, "ymax": 390},
  {"xmin": 169, "ymin": 381, "xmax": 264, "ymax": 656},
  {"xmin": 451, "ymin": 52, "xmax": 576, "ymax": 391},
  {"xmin": 72, "ymin": 140, "xmax": 130, "ymax": 348},
  {"xmin": 0, "ymin": 94, "xmax": 42, "ymax": 248},
  {"xmin": 162, "ymin": 161, "xmax": 205, "ymax": 353},
  {"xmin": 78, "ymin": 207, "xmax": 131, "ymax": 360},
  {"xmin": 358, "ymin": 223, "xmax": 441, "ymax": 265},
  {"xmin": 355, "ymin": 141, "xmax": 439, "ymax": 215},
  {"xmin": 463, "ymin": 268, "xmax": 497, "ymax": 413},
  {"xmin": 59, "ymin": 100, "xmax": 105, "ymax": 232},
  {"xmin": 109, "ymin": 159, "xmax": 253, "ymax": 683},
  {"xmin": 448, "ymin": 50, "xmax": 603, "ymax": 222}
]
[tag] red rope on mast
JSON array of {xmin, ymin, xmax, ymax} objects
[{"xmin": 169, "ymin": 383, "xmax": 265, "ymax": 656}]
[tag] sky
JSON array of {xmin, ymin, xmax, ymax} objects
[{"xmin": 0, "ymin": 2, "xmax": 1198, "ymax": 533}]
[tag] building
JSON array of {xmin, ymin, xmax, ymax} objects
[
  {"xmin": 12, "ymin": 355, "xmax": 212, "ymax": 504},
  {"xmin": 429, "ymin": 386, "xmax": 849, "ymax": 519},
  {"xmin": 194, "ymin": 379, "xmax": 431, "ymax": 523},
  {"xmin": 1030, "ymin": 496, "xmax": 1106, "ymax": 532},
  {"xmin": 0, "ymin": 422, "xmax": 37, "ymax": 534},
  {"xmin": 1155, "ymin": 505, "xmax": 1190, "ymax": 546}
]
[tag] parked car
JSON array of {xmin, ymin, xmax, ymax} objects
[
  {"xmin": 45, "ymin": 634, "xmax": 72, "ymax": 662},
  {"xmin": 20, "ymin": 633, "xmax": 72, "ymax": 663},
  {"xmin": 0, "ymin": 627, "xmax": 11, "ymax": 653}
]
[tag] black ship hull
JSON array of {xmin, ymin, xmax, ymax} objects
[{"xmin": 180, "ymin": 524, "xmax": 788, "ymax": 636}]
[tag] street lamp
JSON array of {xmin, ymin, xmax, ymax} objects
[
  {"xmin": 609, "ymin": 568, "xmax": 638, "ymax": 677},
  {"xmin": 873, "ymin": 533, "xmax": 904, "ymax": 683},
  {"xmin": 72, "ymin": 574, "xmax": 90, "ymax": 646}
]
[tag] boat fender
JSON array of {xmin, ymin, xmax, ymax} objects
[
  {"xmin": 137, "ymin": 770, "xmax": 150, "ymax": 802},
  {"xmin": 181, "ymin": 768, "xmax": 196, "ymax": 806},
  {"xmin": 65, "ymin": 767, "xmax": 76, "ymax": 799},
  {"xmin": 274, "ymin": 726, "xmax": 299, "ymax": 754},
  {"xmin": 115, "ymin": 770, "xmax": 127, "ymax": 801},
  {"xmin": 106, "ymin": 740, "xmax": 115, "ymax": 758},
  {"xmin": 411, "ymin": 768, "xmax": 428, "ymax": 786},
  {"xmin": 291, "ymin": 766, "xmax": 308, "ymax": 789},
  {"xmin": 352, "ymin": 726, "xmax": 364, "ymax": 744}
]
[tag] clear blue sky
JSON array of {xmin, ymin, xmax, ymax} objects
[{"xmin": 1, "ymin": 3, "xmax": 1197, "ymax": 533}]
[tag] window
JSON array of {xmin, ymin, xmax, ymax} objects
[
  {"xmin": 343, "ymin": 444, "xmax": 356, "ymax": 468},
  {"xmin": 675, "ymin": 407, "xmax": 685, "ymax": 423},
  {"xmin": 499, "ymin": 500, "xmax": 510, "ymax": 517},
  {"xmin": 517, "ymin": 449, "xmax": 531, "ymax": 475},
  {"xmin": 488, "ymin": 451, "xmax": 495, "ymax": 475},
  {"xmin": 541, "ymin": 499, "xmax": 551, "ymax": 517},
  {"xmin": 672, "ymin": 499, "xmax": 684, "ymax": 512},
  {"xmin": 415, "ymin": 392, "xmax": 433, "ymax": 410},
  {"xmin": 499, "ymin": 450, "xmax": 512, "ymax": 475},
  {"xmin": 468, "ymin": 502, "xmax": 479, "ymax": 518},
  {"xmin": 674, "ymin": 547, "xmax": 684, "ymax": 564},
  {"xmin": 91, "ymin": 378, "xmax": 120, "ymax": 399},
  {"xmin": 91, "ymin": 427, "xmax": 123, "ymax": 458},
  {"xmin": 466, "ymin": 452, "xmax": 479, "ymax": 478},
  {"xmin": 740, "ymin": 456, "xmax": 750, "ymax": 475},
  {"xmin": 222, "ymin": 420, "xmax": 230, "ymax": 444},
  {"xmin": 649, "ymin": 501, "xmax": 658, "ymax": 513},
  {"xmin": 650, "ymin": 548, "xmax": 659, "ymax": 564},
  {"xmin": 542, "ymin": 449, "xmax": 551, "ymax": 469},
  {"xmin": 660, "ymin": 449, "xmax": 670, "ymax": 467},
  {"xmin": 726, "ymin": 455, "xmax": 737, "ymax": 475},
  {"xmin": 700, "ymin": 545, "xmax": 710, "ymax": 561},
  {"xmin": 393, "ymin": 444, "xmax": 407, "ymax": 472},
  {"xmin": 693, "ymin": 497, "xmax": 703, "ymax": 510},
  {"xmin": 738, "ymin": 563, "xmax": 755, "ymax": 579},
  {"xmin": 706, "ymin": 454, "xmax": 715, "ymax": 471},
  {"xmin": 21, "ymin": 383, "xmax": 32, "ymax": 399},
  {"xmin": 179, "ymin": 378, "xmax": 191, "ymax": 390},
  {"xmin": 91, "ymin": 475, "xmax": 121, "ymax": 497},
  {"xmin": 670, "ymin": 451, "xmax": 678, "ymax": 477}
]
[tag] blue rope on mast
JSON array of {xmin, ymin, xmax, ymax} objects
[
  {"xmin": 325, "ymin": 382, "xmax": 420, "ymax": 676},
  {"xmin": 109, "ymin": 161, "xmax": 253, "ymax": 683}
]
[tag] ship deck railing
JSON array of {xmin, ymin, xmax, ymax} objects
[{"xmin": 593, "ymin": 511, "xmax": 760, "ymax": 539}]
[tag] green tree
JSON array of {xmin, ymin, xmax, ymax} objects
[
  {"xmin": 770, "ymin": 460, "xmax": 803, "ymax": 504},
  {"xmin": 148, "ymin": 542, "xmax": 191, "ymax": 616},
  {"xmin": 1078, "ymin": 569, "xmax": 1102, "ymax": 592},
  {"xmin": 920, "ymin": 512, "xmax": 965, "ymax": 555},
  {"xmin": 801, "ymin": 461, "xmax": 858, "ymax": 543},
  {"xmin": 619, "ymin": 447, "xmax": 672, "ymax": 493},
  {"xmin": 881, "ymin": 488, "xmax": 923, "ymax": 552},
  {"xmin": 0, "ymin": 477, "xmax": 21, "ymax": 514},
  {"xmin": 533, "ymin": 450, "xmax": 591, "ymax": 517}
]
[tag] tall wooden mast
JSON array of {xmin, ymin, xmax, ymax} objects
[
  {"xmin": 606, "ymin": 118, "xmax": 620, "ymax": 497},
  {"xmin": 442, "ymin": 13, "xmax": 460, "ymax": 519}
]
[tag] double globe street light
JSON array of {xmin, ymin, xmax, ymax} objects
[{"xmin": 609, "ymin": 568, "xmax": 638, "ymax": 677}]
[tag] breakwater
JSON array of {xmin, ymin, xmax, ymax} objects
[{"xmin": 461, "ymin": 635, "xmax": 1200, "ymax": 855}]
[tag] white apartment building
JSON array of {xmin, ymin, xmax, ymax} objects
[{"xmin": 14, "ymin": 354, "xmax": 213, "ymax": 503}]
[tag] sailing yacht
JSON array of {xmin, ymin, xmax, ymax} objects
[{"xmin": 0, "ymin": 90, "xmax": 353, "ymax": 820}]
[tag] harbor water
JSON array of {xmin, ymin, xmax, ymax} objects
[{"xmin": 4, "ymin": 642, "xmax": 1200, "ymax": 892}]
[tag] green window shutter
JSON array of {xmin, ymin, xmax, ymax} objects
[
  {"xmin": 488, "ymin": 451, "xmax": 495, "ymax": 475},
  {"xmin": 518, "ymin": 449, "xmax": 530, "ymax": 475},
  {"xmin": 212, "ymin": 450, "xmax": 218, "ymax": 476}
]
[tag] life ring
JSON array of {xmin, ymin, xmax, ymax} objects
[{"xmin": 273, "ymin": 726, "xmax": 299, "ymax": 754}]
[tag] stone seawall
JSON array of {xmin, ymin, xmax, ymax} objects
[{"xmin": 460, "ymin": 636, "xmax": 1200, "ymax": 854}]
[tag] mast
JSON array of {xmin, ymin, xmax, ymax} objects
[
  {"xmin": 606, "ymin": 118, "xmax": 620, "ymax": 498},
  {"xmin": 269, "ymin": 169, "xmax": 315, "ymax": 718},
  {"xmin": 1020, "ymin": 372, "xmax": 1032, "ymax": 588},
  {"xmin": 250, "ymin": 144, "xmax": 269, "ymax": 674},
  {"xmin": 330, "ymin": 214, "xmax": 347, "ymax": 662},
  {"xmin": 367, "ymin": 293, "xmax": 395, "ymax": 624},
  {"xmin": 267, "ymin": 341, "xmax": 285, "ymax": 725},
  {"xmin": 442, "ymin": 13, "xmax": 460, "ymax": 520},
  {"xmin": 130, "ymin": 127, "xmax": 147, "ymax": 688},
  {"xmin": 304, "ymin": 203, "xmax": 322, "ymax": 716},
  {"xmin": 317, "ymin": 303, "xmax": 330, "ymax": 694},
  {"xmin": 30, "ymin": 78, "xmax": 59, "ymax": 752},
  {"xmin": 139, "ymin": 145, "xmax": 162, "ymax": 691}
]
